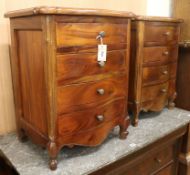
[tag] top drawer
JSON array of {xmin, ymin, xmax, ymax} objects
[
  {"xmin": 56, "ymin": 22, "xmax": 128, "ymax": 52},
  {"xmin": 144, "ymin": 22, "xmax": 179, "ymax": 46}
]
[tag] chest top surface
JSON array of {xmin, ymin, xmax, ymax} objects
[{"xmin": 4, "ymin": 6, "xmax": 135, "ymax": 18}]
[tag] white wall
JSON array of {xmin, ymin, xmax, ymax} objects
[{"xmin": 147, "ymin": 0, "xmax": 172, "ymax": 17}]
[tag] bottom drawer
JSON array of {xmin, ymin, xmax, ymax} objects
[
  {"xmin": 141, "ymin": 82, "xmax": 169, "ymax": 111},
  {"xmin": 57, "ymin": 99, "xmax": 125, "ymax": 137},
  {"xmin": 123, "ymin": 145, "xmax": 174, "ymax": 175},
  {"xmin": 57, "ymin": 116, "xmax": 128, "ymax": 146}
]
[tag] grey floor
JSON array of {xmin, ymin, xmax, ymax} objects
[{"xmin": 0, "ymin": 108, "xmax": 190, "ymax": 175}]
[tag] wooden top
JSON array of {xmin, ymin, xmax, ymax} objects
[
  {"xmin": 134, "ymin": 15, "xmax": 183, "ymax": 23},
  {"xmin": 4, "ymin": 6, "xmax": 135, "ymax": 18}
]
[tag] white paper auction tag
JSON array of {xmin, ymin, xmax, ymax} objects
[{"xmin": 97, "ymin": 44, "xmax": 107, "ymax": 62}]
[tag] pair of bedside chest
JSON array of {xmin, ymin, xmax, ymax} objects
[{"xmin": 5, "ymin": 7, "xmax": 182, "ymax": 170}]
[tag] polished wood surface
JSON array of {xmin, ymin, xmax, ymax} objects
[
  {"xmin": 56, "ymin": 22, "xmax": 128, "ymax": 47},
  {"xmin": 56, "ymin": 50, "xmax": 126, "ymax": 85},
  {"xmin": 57, "ymin": 99, "xmax": 125, "ymax": 136},
  {"xmin": 136, "ymin": 15, "xmax": 183, "ymax": 23},
  {"xmin": 144, "ymin": 22, "xmax": 179, "ymax": 46},
  {"xmin": 128, "ymin": 18, "xmax": 181, "ymax": 126},
  {"xmin": 4, "ymin": 6, "xmax": 134, "ymax": 18},
  {"xmin": 57, "ymin": 76, "xmax": 127, "ymax": 114},
  {"xmin": 6, "ymin": 8, "xmax": 132, "ymax": 170}
]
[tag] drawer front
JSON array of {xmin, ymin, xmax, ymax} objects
[
  {"xmin": 143, "ymin": 65, "xmax": 169, "ymax": 86},
  {"xmin": 143, "ymin": 46, "xmax": 178, "ymax": 65},
  {"xmin": 56, "ymin": 22, "xmax": 128, "ymax": 49},
  {"xmin": 57, "ymin": 50, "xmax": 127, "ymax": 84},
  {"xmin": 141, "ymin": 82, "xmax": 169, "ymax": 103},
  {"xmin": 121, "ymin": 145, "xmax": 174, "ymax": 175},
  {"xmin": 57, "ymin": 99, "xmax": 125, "ymax": 136},
  {"xmin": 57, "ymin": 75, "xmax": 127, "ymax": 114},
  {"xmin": 57, "ymin": 116, "xmax": 128, "ymax": 146},
  {"xmin": 144, "ymin": 23, "xmax": 178, "ymax": 46}
]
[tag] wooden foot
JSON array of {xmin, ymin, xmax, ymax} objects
[
  {"xmin": 49, "ymin": 159, "xmax": 57, "ymax": 171},
  {"xmin": 168, "ymin": 92, "xmax": 177, "ymax": 110},
  {"xmin": 132, "ymin": 109, "xmax": 140, "ymax": 127},
  {"xmin": 132, "ymin": 118, "xmax": 139, "ymax": 127},
  {"xmin": 17, "ymin": 129, "xmax": 28, "ymax": 142},
  {"xmin": 119, "ymin": 131, "xmax": 129, "ymax": 140},
  {"xmin": 47, "ymin": 141, "xmax": 59, "ymax": 171},
  {"xmin": 119, "ymin": 117, "xmax": 130, "ymax": 140},
  {"xmin": 168, "ymin": 101, "xmax": 175, "ymax": 109}
]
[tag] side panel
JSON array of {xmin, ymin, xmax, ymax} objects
[{"xmin": 17, "ymin": 30, "xmax": 47, "ymax": 135}]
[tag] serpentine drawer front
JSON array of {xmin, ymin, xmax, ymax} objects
[
  {"xmin": 5, "ymin": 7, "xmax": 133, "ymax": 170},
  {"xmin": 128, "ymin": 16, "xmax": 182, "ymax": 126}
]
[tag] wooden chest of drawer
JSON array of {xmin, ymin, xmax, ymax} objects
[
  {"xmin": 5, "ymin": 7, "xmax": 133, "ymax": 170},
  {"xmin": 128, "ymin": 16, "xmax": 182, "ymax": 126}
]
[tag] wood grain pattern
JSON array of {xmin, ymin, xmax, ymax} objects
[
  {"xmin": 17, "ymin": 30, "xmax": 48, "ymax": 135},
  {"xmin": 57, "ymin": 75, "xmax": 127, "ymax": 115},
  {"xmin": 143, "ymin": 46, "xmax": 178, "ymax": 66},
  {"xmin": 136, "ymin": 15, "xmax": 183, "ymax": 23},
  {"xmin": 144, "ymin": 22, "xmax": 178, "ymax": 46},
  {"xmin": 57, "ymin": 50, "xmax": 127, "ymax": 84},
  {"xmin": 142, "ymin": 65, "xmax": 169, "ymax": 86},
  {"xmin": 141, "ymin": 82, "xmax": 169, "ymax": 102},
  {"xmin": 4, "ymin": 6, "xmax": 134, "ymax": 18},
  {"xmin": 56, "ymin": 22, "xmax": 128, "ymax": 48},
  {"xmin": 128, "ymin": 18, "xmax": 181, "ymax": 126},
  {"xmin": 57, "ymin": 116, "xmax": 130, "ymax": 147},
  {"xmin": 6, "ymin": 9, "xmax": 131, "ymax": 170},
  {"xmin": 57, "ymin": 99, "xmax": 125, "ymax": 136}
]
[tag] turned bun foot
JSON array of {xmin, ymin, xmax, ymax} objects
[
  {"xmin": 49, "ymin": 159, "xmax": 57, "ymax": 170},
  {"xmin": 168, "ymin": 102, "xmax": 175, "ymax": 109},
  {"xmin": 132, "ymin": 119, "xmax": 139, "ymax": 127},
  {"xmin": 119, "ymin": 131, "xmax": 129, "ymax": 140},
  {"xmin": 18, "ymin": 129, "xmax": 28, "ymax": 142}
]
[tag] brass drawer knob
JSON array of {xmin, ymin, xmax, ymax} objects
[
  {"xmin": 97, "ymin": 88, "xmax": 105, "ymax": 95},
  {"xmin": 163, "ymin": 31, "xmax": 170, "ymax": 36},
  {"xmin": 96, "ymin": 31, "xmax": 106, "ymax": 40},
  {"xmin": 96, "ymin": 115, "xmax": 104, "ymax": 122},
  {"xmin": 98, "ymin": 61, "xmax": 105, "ymax": 67},
  {"xmin": 162, "ymin": 70, "xmax": 168, "ymax": 75},
  {"xmin": 163, "ymin": 51, "xmax": 169, "ymax": 56},
  {"xmin": 161, "ymin": 89, "xmax": 167, "ymax": 93},
  {"xmin": 155, "ymin": 158, "xmax": 162, "ymax": 164}
]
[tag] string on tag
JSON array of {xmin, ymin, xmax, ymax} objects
[{"xmin": 100, "ymin": 37, "xmax": 103, "ymax": 45}]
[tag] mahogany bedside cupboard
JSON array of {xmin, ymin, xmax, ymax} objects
[
  {"xmin": 128, "ymin": 16, "xmax": 182, "ymax": 126},
  {"xmin": 5, "ymin": 7, "xmax": 134, "ymax": 170}
]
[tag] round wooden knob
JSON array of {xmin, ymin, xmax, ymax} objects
[
  {"xmin": 97, "ymin": 88, "xmax": 105, "ymax": 95},
  {"xmin": 163, "ymin": 51, "xmax": 169, "ymax": 56},
  {"xmin": 96, "ymin": 115, "xmax": 104, "ymax": 122},
  {"xmin": 162, "ymin": 70, "xmax": 168, "ymax": 75},
  {"xmin": 161, "ymin": 89, "xmax": 167, "ymax": 93},
  {"xmin": 163, "ymin": 31, "xmax": 170, "ymax": 36}
]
